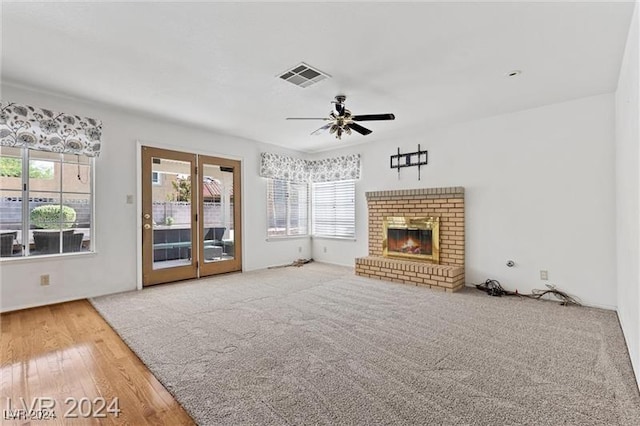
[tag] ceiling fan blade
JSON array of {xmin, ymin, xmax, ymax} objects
[
  {"xmin": 286, "ymin": 117, "xmax": 330, "ymax": 120},
  {"xmin": 352, "ymin": 113, "xmax": 396, "ymax": 121},
  {"xmin": 311, "ymin": 123, "xmax": 332, "ymax": 135},
  {"xmin": 348, "ymin": 122, "xmax": 373, "ymax": 136}
]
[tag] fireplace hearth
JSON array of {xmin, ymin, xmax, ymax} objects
[{"xmin": 383, "ymin": 216, "xmax": 440, "ymax": 263}]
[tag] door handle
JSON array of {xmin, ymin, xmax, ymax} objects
[
  {"xmin": 144, "ymin": 224, "xmax": 151, "ymax": 230},
  {"xmin": 144, "ymin": 213, "xmax": 151, "ymax": 219}
]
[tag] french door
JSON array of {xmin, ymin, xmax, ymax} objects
[
  {"xmin": 198, "ymin": 154, "xmax": 242, "ymax": 276},
  {"xmin": 141, "ymin": 147, "xmax": 242, "ymax": 286}
]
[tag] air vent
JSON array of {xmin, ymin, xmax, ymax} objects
[{"xmin": 278, "ymin": 62, "xmax": 330, "ymax": 88}]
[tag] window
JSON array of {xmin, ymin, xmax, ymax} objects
[
  {"xmin": 266, "ymin": 179, "xmax": 308, "ymax": 237},
  {"xmin": 312, "ymin": 180, "xmax": 355, "ymax": 239},
  {"xmin": 0, "ymin": 146, "xmax": 94, "ymax": 258},
  {"xmin": 151, "ymin": 171, "xmax": 161, "ymax": 185}
]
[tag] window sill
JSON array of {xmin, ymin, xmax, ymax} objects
[
  {"xmin": 311, "ymin": 236, "xmax": 357, "ymax": 241},
  {"xmin": 266, "ymin": 235, "xmax": 310, "ymax": 242},
  {"xmin": 0, "ymin": 251, "xmax": 97, "ymax": 263}
]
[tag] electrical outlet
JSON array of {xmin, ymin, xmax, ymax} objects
[
  {"xmin": 540, "ymin": 270, "xmax": 548, "ymax": 281},
  {"xmin": 323, "ymin": 247, "xmax": 327, "ymax": 253},
  {"xmin": 298, "ymin": 246, "xmax": 302, "ymax": 253},
  {"xmin": 126, "ymin": 194, "xmax": 134, "ymax": 204},
  {"xmin": 40, "ymin": 274, "xmax": 50, "ymax": 286}
]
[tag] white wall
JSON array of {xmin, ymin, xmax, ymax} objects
[
  {"xmin": 312, "ymin": 93, "xmax": 617, "ymax": 310},
  {"xmin": 0, "ymin": 64, "xmax": 634, "ymax": 385},
  {"xmin": 0, "ymin": 83, "xmax": 311, "ymax": 312},
  {"xmin": 0, "ymin": 84, "xmax": 622, "ymax": 316},
  {"xmin": 615, "ymin": 1, "xmax": 640, "ymax": 387}
]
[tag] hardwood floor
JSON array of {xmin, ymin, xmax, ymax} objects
[{"xmin": 0, "ymin": 300, "xmax": 195, "ymax": 425}]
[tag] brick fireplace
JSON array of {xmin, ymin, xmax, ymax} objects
[{"xmin": 355, "ymin": 187, "xmax": 465, "ymax": 292}]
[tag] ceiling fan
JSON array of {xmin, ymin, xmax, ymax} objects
[{"xmin": 286, "ymin": 95, "xmax": 395, "ymax": 140}]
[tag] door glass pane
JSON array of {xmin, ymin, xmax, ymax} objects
[
  {"xmin": 202, "ymin": 164, "xmax": 234, "ymax": 263},
  {"xmin": 151, "ymin": 157, "xmax": 192, "ymax": 270}
]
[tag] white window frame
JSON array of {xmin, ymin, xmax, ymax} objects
[
  {"xmin": 0, "ymin": 147, "xmax": 96, "ymax": 259},
  {"xmin": 312, "ymin": 180, "xmax": 356, "ymax": 240},
  {"xmin": 266, "ymin": 178, "xmax": 309, "ymax": 238}
]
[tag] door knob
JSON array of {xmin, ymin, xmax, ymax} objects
[
  {"xmin": 144, "ymin": 224, "xmax": 151, "ymax": 230},
  {"xmin": 144, "ymin": 213, "xmax": 151, "ymax": 219}
]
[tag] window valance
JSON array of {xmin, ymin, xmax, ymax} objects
[
  {"xmin": 259, "ymin": 152, "xmax": 309, "ymax": 183},
  {"xmin": 308, "ymin": 155, "xmax": 360, "ymax": 182},
  {"xmin": 0, "ymin": 101, "xmax": 102, "ymax": 157},
  {"xmin": 260, "ymin": 152, "xmax": 360, "ymax": 183}
]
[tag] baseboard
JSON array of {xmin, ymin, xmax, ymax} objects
[
  {"xmin": 0, "ymin": 287, "xmax": 137, "ymax": 314},
  {"xmin": 312, "ymin": 258, "xmax": 355, "ymax": 268},
  {"xmin": 1, "ymin": 295, "xmax": 89, "ymax": 314},
  {"xmin": 617, "ymin": 310, "xmax": 640, "ymax": 392}
]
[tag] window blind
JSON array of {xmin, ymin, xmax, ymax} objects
[
  {"xmin": 267, "ymin": 179, "xmax": 309, "ymax": 237},
  {"xmin": 288, "ymin": 181, "xmax": 309, "ymax": 236},
  {"xmin": 312, "ymin": 180, "xmax": 355, "ymax": 239}
]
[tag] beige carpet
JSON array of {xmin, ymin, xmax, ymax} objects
[{"xmin": 91, "ymin": 263, "xmax": 640, "ymax": 425}]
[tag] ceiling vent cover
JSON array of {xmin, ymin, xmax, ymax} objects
[{"xmin": 278, "ymin": 62, "xmax": 330, "ymax": 88}]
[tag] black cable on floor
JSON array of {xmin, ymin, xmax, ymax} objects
[{"xmin": 475, "ymin": 279, "xmax": 581, "ymax": 306}]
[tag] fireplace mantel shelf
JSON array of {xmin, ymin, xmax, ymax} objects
[{"xmin": 365, "ymin": 187, "xmax": 464, "ymax": 199}]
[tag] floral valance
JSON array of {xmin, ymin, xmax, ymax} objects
[
  {"xmin": 260, "ymin": 152, "xmax": 360, "ymax": 183},
  {"xmin": 0, "ymin": 101, "xmax": 102, "ymax": 157},
  {"xmin": 308, "ymin": 155, "xmax": 360, "ymax": 182},
  {"xmin": 260, "ymin": 152, "xmax": 309, "ymax": 182}
]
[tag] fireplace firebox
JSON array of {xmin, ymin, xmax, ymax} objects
[{"xmin": 383, "ymin": 216, "xmax": 440, "ymax": 263}]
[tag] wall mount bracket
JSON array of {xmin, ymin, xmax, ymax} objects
[{"xmin": 390, "ymin": 145, "xmax": 428, "ymax": 180}]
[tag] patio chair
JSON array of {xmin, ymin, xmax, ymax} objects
[
  {"xmin": 203, "ymin": 227, "xmax": 226, "ymax": 260},
  {"xmin": 204, "ymin": 227, "xmax": 226, "ymax": 242},
  {"xmin": 33, "ymin": 230, "xmax": 83, "ymax": 254},
  {"xmin": 0, "ymin": 233, "xmax": 15, "ymax": 257}
]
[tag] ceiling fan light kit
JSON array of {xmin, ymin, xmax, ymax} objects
[{"xmin": 286, "ymin": 95, "xmax": 395, "ymax": 140}]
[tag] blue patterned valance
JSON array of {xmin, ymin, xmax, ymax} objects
[
  {"xmin": 0, "ymin": 101, "xmax": 102, "ymax": 157},
  {"xmin": 260, "ymin": 152, "xmax": 360, "ymax": 183}
]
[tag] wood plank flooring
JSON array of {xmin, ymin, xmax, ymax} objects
[{"xmin": 0, "ymin": 300, "xmax": 195, "ymax": 425}]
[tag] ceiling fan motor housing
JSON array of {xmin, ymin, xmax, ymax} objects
[{"xmin": 333, "ymin": 95, "xmax": 347, "ymax": 116}]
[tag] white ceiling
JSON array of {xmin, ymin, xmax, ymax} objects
[{"xmin": 1, "ymin": 1, "xmax": 635, "ymax": 153}]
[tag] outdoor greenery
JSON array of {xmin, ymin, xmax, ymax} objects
[
  {"xmin": 0, "ymin": 157, "xmax": 54, "ymax": 179},
  {"xmin": 172, "ymin": 176, "xmax": 191, "ymax": 202},
  {"xmin": 30, "ymin": 205, "xmax": 77, "ymax": 229}
]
